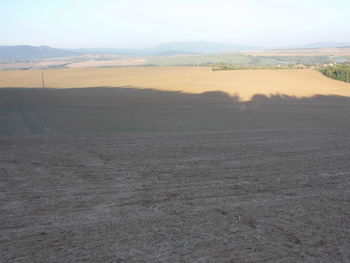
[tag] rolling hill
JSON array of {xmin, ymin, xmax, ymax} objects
[
  {"xmin": 1, "ymin": 41, "xmax": 350, "ymax": 61},
  {"xmin": 0, "ymin": 45, "xmax": 78, "ymax": 60}
]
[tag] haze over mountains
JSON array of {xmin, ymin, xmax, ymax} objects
[
  {"xmin": 1, "ymin": 41, "xmax": 350, "ymax": 61},
  {"xmin": 0, "ymin": 45, "xmax": 77, "ymax": 60}
]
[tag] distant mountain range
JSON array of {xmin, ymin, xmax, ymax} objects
[
  {"xmin": 0, "ymin": 45, "xmax": 77, "ymax": 60},
  {"xmin": 1, "ymin": 41, "xmax": 350, "ymax": 60},
  {"xmin": 147, "ymin": 41, "xmax": 260, "ymax": 54},
  {"xmin": 72, "ymin": 42, "xmax": 260, "ymax": 57}
]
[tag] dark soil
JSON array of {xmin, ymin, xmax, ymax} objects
[{"xmin": 1, "ymin": 88, "xmax": 349, "ymax": 262}]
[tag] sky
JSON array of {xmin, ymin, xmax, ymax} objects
[{"xmin": 1, "ymin": 0, "xmax": 349, "ymax": 48}]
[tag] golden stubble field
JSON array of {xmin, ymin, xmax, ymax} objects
[{"xmin": 1, "ymin": 67, "xmax": 350, "ymax": 100}]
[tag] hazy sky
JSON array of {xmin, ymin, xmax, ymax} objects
[{"xmin": 1, "ymin": 0, "xmax": 349, "ymax": 48}]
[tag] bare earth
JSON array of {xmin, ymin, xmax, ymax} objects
[
  {"xmin": 0, "ymin": 87, "xmax": 349, "ymax": 262},
  {"xmin": 1, "ymin": 67, "xmax": 350, "ymax": 100}
]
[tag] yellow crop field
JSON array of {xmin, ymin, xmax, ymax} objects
[{"xmin": 1, "ymin": 67, "xmax": 350, "ymax": 100}]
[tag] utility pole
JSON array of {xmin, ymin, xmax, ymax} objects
[{"xmin": 41, "ymin": 73, "xmax": 45, "ymax": 88}]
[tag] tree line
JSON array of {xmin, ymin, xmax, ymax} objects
[
  {"xmin": 212, "ymin": 63, "xmax": 306, "ymax": 71},
  {"xmin": 319, "ymin": 64, "xmax": 350, "ymax": 83}
]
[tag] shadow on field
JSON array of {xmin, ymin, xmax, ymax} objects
[
  {"xmin": 1, "ymin": 87, "xmax": 350, "ymax": 262},
  {"xmin": 1, "ymin": 86, "xmax": 350, "ymax": 135}
]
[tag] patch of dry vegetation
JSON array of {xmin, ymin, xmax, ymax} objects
[{"xmin": 66, "ymin": 59, "xmax": 147, "ymax": 68}]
